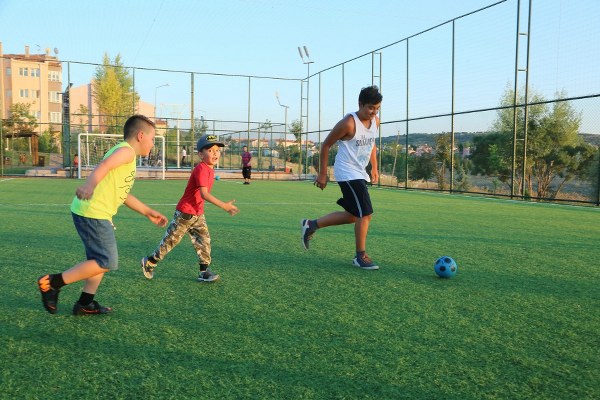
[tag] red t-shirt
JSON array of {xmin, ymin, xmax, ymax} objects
[{"xmin": 176, "ymin": 162, "xmax": 214, "ymax": 215}]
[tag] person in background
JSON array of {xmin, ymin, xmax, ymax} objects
[
  {"xmin": 71, "ymin": 154, "xmax": 79, "ymax": 178},
  {"xmin": 241, "ymin": 145, "xmax": 252, "ymax": 184},
  {"xmin": 181, "ymin": 146, "xmax": 188, "ymax": 167}
]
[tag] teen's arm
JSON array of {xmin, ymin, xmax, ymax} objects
[
  {"xmin": 369, "ymin": 115, "xmax": 380, "ymax": 183},
  {"xmin": 316, "ymin": 115, "xmax": 354, "ymax": 190},
  {"xmin": 369, "ymin": 145, "xmax": 379, "ymax": 184}
]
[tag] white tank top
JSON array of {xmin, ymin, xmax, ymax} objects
[{"xmin": 333, "ymin": 112, "xmax": 378, "ymax": 182}]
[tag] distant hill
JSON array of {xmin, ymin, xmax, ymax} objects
[
  {"xmin": 379, "ymin": 132, "xmax": 486, "ymax": 147},
  {"xmin": 379, "ymin": 132, "xmax": 600, "ymax": 147}
]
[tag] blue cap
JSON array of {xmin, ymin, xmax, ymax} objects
[{"xmin": 197, "ymin": 134, "xmax": 225, "ymax": 151}]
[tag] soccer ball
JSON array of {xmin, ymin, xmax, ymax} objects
[
  {"xmin": 434, "ymin": 256, "xmax": 457, "ymax": 278},
  {"xmin": 215, "ymin": 175, "xmax": 220, "ymax": 180}
]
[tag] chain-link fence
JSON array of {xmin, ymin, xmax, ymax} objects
[
  {"xmin": 1, "ymin": 0, "xmax": 598, "ymax": 204},
  {"xmin": 303, "ymin": 0, "xmax": 600, "ymax": 205}
]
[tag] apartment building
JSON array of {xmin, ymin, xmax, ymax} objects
[
  {"xmin": 68, "ymin": 82, "xmax": 155, "ymax": 134},
  {"xmin": 0, "ymin": 42, "xmax": 63, "ymax": 134}
]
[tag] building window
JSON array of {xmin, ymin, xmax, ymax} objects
[
  {"xmin": 6, "ymin": 68, "xmax": 11, "ymax": 76},
  {"xmin": 32, "ymin": 90, "xmax": 41, "ymax": 99},
  {"xmin": 32, "ymin": 68, "xmax": 41, "ymax": 77},
  {"xmin": 49, "ymin": 91, "xmax": 61, "ymax": 103},
  {"xmin": 19, "ymin": 67, "xmax": 29, "ymax": 76},
  {"xmin": 35, "ymin": 111, "xmax": 42, "ymax": 119},
  {"xmin": 50, "ymin": 112, "xmax": 62, "ymax": 123},
  {"xmin": 48, "ymin": 71, "xmax": 61, "ymax": 82},
  {"xmin": 20, "ymin": 89, "xmax": 29, "ymax": 98},
  {"xmin": 6, "ymin": 90, "xmax": 11, "ymax": 98}
]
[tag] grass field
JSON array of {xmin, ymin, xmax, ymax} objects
[{"xmin": 0, "ymin": 178, "xmax": 598, "ymax": 399}]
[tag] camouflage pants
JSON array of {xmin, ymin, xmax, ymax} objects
[{"xmin": 151, "ymin": 210, "xmax": 211, "ymax": 266}]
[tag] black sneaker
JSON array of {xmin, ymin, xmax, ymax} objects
[
  {"xmin": 141, "ymin": 257, "xmax": 156, "ymax": 279},
  {"xmin": 198, "ymin": 269, "xmax": 220, "ymax": 282},
  {"xmin": 37, "ymin": 274, "xmax": 60, "ymax": 314},
  {"xmin": 301, "ymin": 219, "xmax": 315, "ymax": 250},
  {"xmin": 73, "ymin": 300, "xmax": 113, "ymax": 316},
  {"xmin": 352, "ymin": 253, "xmax": 380, "ymax": 270}
]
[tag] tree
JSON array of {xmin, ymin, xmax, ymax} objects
[
  {"xmin": 92, "ymin": 53, "xmax": 138, "ymax": 134},
  {"xmin": 472, "ymin": 87, "xmax": 594, "ymax": 199},
  {"xmin": 193, "ymin": 117, "xmax": 208, "ymax": 136},
  {"xmin": 74, "ymin": 104, "xmax": 89, "ymax": 133},
  {"xmin": 434, "ymin": 133, "xmax": 452, "ymax": 189},
  {"xmin": 410, "ymin": 153, "xmax": 436, "ymax": 182},
  {"xmin": 289, "ymin": 119, "xmax": 303, "ymax": 141},
  {"xmin": 4, "ymin": 103, "xmax": 38, "ymax": 140}
]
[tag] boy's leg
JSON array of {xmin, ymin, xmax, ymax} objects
[
  {"xmin": 72, "ymin": 271, "xmax": 112, "ymax": 315},
  {"xmin": 188, "ymin": 215, "xmax": 219, "ymax": 282},
  {"xmin": 62, "ymin": 259, "xmax": 108, "ymax": 285},
  {"xmin": 142, "ymin": 211, "xmax": 191, "ymax": 279}
]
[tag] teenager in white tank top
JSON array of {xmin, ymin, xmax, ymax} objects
[
  {"xmin": 301, "ymin": 86, "xmax": 383, "ymax": 270},
  {"xmin": 334, "ymin": 112, "xmax": 378, "ymax": 182}
]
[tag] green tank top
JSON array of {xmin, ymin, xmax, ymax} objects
[{"xmin": 71, "ymin": 142, "xmax": 136, "ymax": 220}]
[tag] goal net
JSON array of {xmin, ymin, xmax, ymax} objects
[{"xmin": 77, "ymin": 133, "xmax": 166, "ymax": 179}]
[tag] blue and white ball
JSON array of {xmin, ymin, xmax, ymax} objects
[{"xmin": 434, "ymin": 256, "xmax": 458, "ymax": 278}]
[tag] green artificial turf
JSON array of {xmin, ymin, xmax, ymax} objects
[{"xmin": 0, "ymin": 178, "xmax": 598, "ymax": 399}]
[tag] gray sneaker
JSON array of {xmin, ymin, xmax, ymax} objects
[
  {"xmin": 352, "ymin": 253, "xmax": 379, "ymax": 270},
  {"xmin": 198, "ymin": 268, "xmax": 220, "ymax": 282},
  {"xmin": 301, "ymin": 219, "xmax": 315, "ymax": 250},
  {"xmin": 141, "ymin": 257, "xmax": 156, "ymax": 279}
]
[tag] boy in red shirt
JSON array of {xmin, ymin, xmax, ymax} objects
[{"xmin": 141, "ymin": 134, "xmax": 239, "ymax": 282}]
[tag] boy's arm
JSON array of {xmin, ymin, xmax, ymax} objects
[
  {"xmin": 200, "ymin": 187, "xmax": 239, "ymax": 216},
  {"xmin": 75, "ymin": 146, "xmax": 134, "ymax": 200},
  {"xmin": 315, "ymin": 115, "xmax": 354, "ymax": 190},
  {"xmin": 124, "ymin": 194, "xmax": 169, "ymax": 226}
]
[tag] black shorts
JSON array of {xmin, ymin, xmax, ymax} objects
[
  {"xmin": 336, "ymin": 179, "xmax": 373, "ymax": 218},
  {"xmin": 242, "ymin": 166, "xmax": 252, "ymax": 179}
]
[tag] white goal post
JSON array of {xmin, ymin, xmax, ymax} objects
[{"xmin": 77, "ymin": 133, "xmax": 166, "ymax": 180}]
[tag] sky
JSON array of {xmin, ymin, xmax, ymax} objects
[{"xmin": 1, "ymin": 0, "xmax": 598, "ymax": 138}]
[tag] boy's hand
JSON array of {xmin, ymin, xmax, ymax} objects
[
  {"xmin": 147, "ymin": 209, "xmax": 169, "ymax": 227},
  {"xmin": 224, "ymin": 200, "xmax": 239, "ymax": 216},
  {"xmin": 75, "ymin": 183, "xmax": 95, "ymax": 200}
]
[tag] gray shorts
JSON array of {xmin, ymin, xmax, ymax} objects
[{"xmin": 72, "ymin": 213, "xmax": 118, "ymax": 270}]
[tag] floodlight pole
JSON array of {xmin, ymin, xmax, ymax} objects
[
  {"xmin": 276, "ymin": 92, "xmax": 289, "ymax": 171},
  {"xmin": 298, "ymin": 46, "xmax": 313, "ymax": 179},
  {"xmin": 154, "ymin": 83, "xmax": 169, "ymax": 119}
]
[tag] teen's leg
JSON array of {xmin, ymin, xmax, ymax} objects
[
  {"xmin": 316, "ymin": 211, "xmax": 356, "ymax": 228},
  {"xmin": 354, "ymin": 214, "xmax": 372, "ymax": 252}
]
